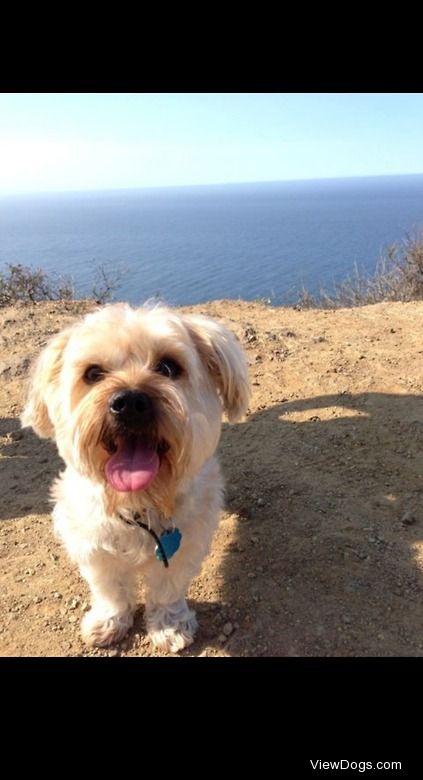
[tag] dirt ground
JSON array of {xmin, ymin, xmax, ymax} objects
[{"xmin": 2, "ymin": 297, "xmax": 423, "ymax": 657}]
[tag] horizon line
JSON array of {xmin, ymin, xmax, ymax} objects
[{"xmin": 2, "ymin": 170, "xmax": 423, "ymax": 198}]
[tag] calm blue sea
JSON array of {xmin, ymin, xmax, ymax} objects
[{"xmin": 1, "ymin": 174, "xmax": 423, "ymax": 306}]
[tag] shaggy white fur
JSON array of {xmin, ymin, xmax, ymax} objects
[{"xmin": 21, "ymin": 303, "xmax": 250, "ymax": 653}]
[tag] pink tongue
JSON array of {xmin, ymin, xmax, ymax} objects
[{"xmin": 105, "ymin": 439, "xmax": 159, "ymax": 492}]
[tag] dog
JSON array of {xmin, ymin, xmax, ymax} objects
[{"xmin": 21, "ymin": 302, "xmax": 250, "ymax": 653}]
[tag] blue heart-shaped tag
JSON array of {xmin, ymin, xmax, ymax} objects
[{"xmin": 155, "ymin": 528, "xmax": 182, "ymax": 563}]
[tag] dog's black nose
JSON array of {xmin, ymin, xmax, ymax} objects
[{"xmin": 109, "ymin": 390, "xmax": 154, "ymax": 426}]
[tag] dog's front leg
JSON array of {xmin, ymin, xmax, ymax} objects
[
  {"xmin": 143, "ymin": 558, "xmax": 200, "ymax": 653},
  {"xmin": 79, "ymin": 553, "xmax": 137, "ymax": 647}
]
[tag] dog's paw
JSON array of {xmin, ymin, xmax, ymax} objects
[
  {"xmin": 148, "ymin": 624, "xmax": 196, "ymax": 653},
  {"xmin": 81, "ymin": 608, "xmax": 134, "ymax": 647},
  {"xmin": 146, "ymin": 601, "xmax": 198, "ymax": 653}
]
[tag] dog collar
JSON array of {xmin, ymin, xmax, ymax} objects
[{"xmin": 117, "ymin": 511, "xmax": 182, "ymax": 568}]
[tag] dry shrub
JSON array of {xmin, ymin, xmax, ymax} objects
[
  {"xmin": 297, "ymin": 231, "xmax": 423, "ymax": 309},
  {"xmin": 0, "ymin": 262, "xmax": 123, "ymax": 307}
]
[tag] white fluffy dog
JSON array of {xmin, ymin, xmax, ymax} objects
[{"xmin": 21, "ymin": 303, "xmax": 250, "ymax": 653}]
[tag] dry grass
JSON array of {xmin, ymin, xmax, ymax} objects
[
  {"xmin": 0, "ymin": 262, "xmax": 123, "ymax": 308},
  {"xmin": 296, "ymin": 232, "xmax": 423, "ymax": 309}
]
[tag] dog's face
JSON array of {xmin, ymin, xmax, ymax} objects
[{"xmin": 22, "ymin": 303, "xmax": 250, "ymax": 515}]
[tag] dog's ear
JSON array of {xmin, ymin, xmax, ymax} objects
[
  {"xmin": 183, "ymin": 314, "xmax": 250, "ymax": 422},
  {"xmin": 21, "ymin": 327, "xmax": 73, "ymax": 438}
]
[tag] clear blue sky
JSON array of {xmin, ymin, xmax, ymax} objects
[{"xmin": 1, "ymin": 93, "xmax": 423, "ymax": 194}]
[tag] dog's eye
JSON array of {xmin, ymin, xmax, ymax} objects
[
  {"xmin": 154, "ymin": 358, "xmax": 182, "ymax": 379},
  {"xmin": 84, "ymin": 365, "xmax": 106, "ymax": 384}
]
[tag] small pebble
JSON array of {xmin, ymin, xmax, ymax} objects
[
  {"xmin": 223, "ymin": 622, "xmax": 233, "ymax": 636},
  {"xmin": 402, "ymin": 511, "xmax": 416, "ymax": 526}
]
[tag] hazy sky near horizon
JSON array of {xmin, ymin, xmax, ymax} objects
[{"xmin": 1, "ymin": 93, "xmax": 423, "ymax": 194}]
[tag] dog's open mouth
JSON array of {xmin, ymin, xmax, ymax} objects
[{"xmin": 104, "ymin": 436, "xmax": 160, "ymax": 492}]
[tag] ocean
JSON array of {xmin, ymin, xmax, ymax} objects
[{"xmin": 1, "ymin": 174, "xmax": 423, "ymax": 306}]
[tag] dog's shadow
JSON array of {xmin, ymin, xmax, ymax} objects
[
  {"xmin": 0, "ymin": 417, "xmax": 63, "ymax": 519},
  {"xmin": 194, "ymin": 391, "xmax": 423, "ymax": 656}
]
